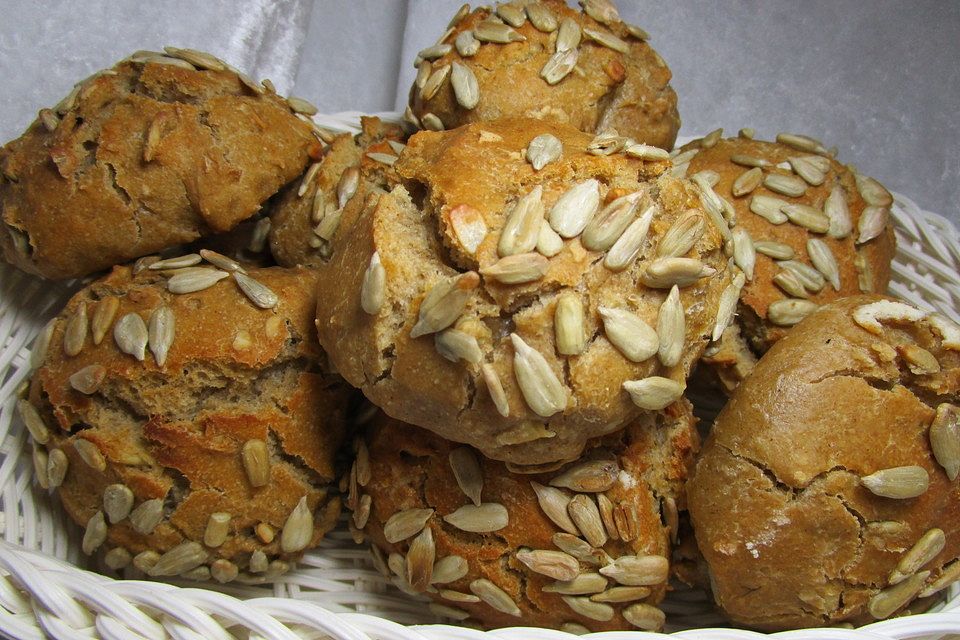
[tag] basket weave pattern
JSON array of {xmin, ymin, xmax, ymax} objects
[{"xmin": 0, "ymin": 115, "xmax": 958, "ymax": 639}]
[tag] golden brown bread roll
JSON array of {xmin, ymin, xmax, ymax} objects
[
  {"xmin": 352, "ymin": 407, "xmax": 698, "ymax": 631},
  {"xmin": 25, "ymin": 262, "xmax": 353, "ymax": 583},
  {"xmin": 407, "ymin": 0, "xmax": 680, "ymax": 150},
  {"xmin": 313, "ymin": 117, "xmax": 734, "ymax": 466},
  {"xmin": 0, "ymin": 49, "xmax": 321, "ymax": 279},
  {"xmin": 688, "ymin": 295, "xmax": 960, "ymax": 630}
]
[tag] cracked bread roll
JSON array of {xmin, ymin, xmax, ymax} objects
[
  {"xmin": 407, "ymin": 0, "xmax": 680, "ymax": 150},
  {"xmin": 0, "ymin": 48, "xmax": 321, "ymax": 280},
  {"xmin": 352, "ymin": 406, "xmax": 698, "ymax": 631},
  {"xmin": 24, "ymin": 262, "xmax": 353, "ymax": 583},
  {"xmin": 314, "ymin": 117, "xmax": 734, "ymax": 466},
  {"xmin": 688, "ymin": 295, "xmax": 960, "ymax": 630},
  {"xmin": 676, "ymin": 131, "xmax": 896, "ymax": 391},
  {"xmin": 268, "ymin": 117, "xmax": 406, "ymax": 268}
]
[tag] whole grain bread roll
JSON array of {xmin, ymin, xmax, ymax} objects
[
  {"xmin": 314, "ymin": 117, "xmax": 734, "ymax": 465},
  {"xmin": 407, "ymin": 0, "xmax": 679, "ymax": 150},
  {"xmin": 678, "ymin": 132, "xmax": 896, "ymax": 391},
  {"xmin": 0, "ymin": 48, "xmax": 321, "ymax": 280},
  {"xmin": 353, "ymin": 407, "xmax": 698, "ymax": 631},
  {"xmin": 268, "ymin": 117, "xmax": 406, "ymax": 268},
  {"xmin": 25, "ymin": 262, "xmax": 353, "ymax": 583},
  {"xmin": 688, "ymin": 295, "xmax": 960, "ymax": 630}
]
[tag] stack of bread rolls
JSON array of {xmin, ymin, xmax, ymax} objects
[{"xmin": 1, "ymin": 0, "xmax": 956, "ymax": 634}]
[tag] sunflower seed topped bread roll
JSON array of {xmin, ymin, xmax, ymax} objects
[
  {"xmin": 314, "ymin": 117, "xmax": 734, "ymax": 465},
  {"xmin": 353, "ymin": 407, "xmax": 698, "ymax": 631},
  {"xmin": 677, "ymin": 131, "xmax": 896, "ymax": 391},
  {"xmin": 0, "ymin": 49, "xmax": 322, "ymax": 280},
  {"xmin": 688, "ymin": 296, "xmax": 960, "ymax": 630},
  {"xmin": 268, "ymin": 117, "xmax": 406, "ymax": 268},
  {"xmin": 407, "ymin": 0, "xmax": 680, "ymax": 150},
  {"xmin": 25, "ymin": 262, "xmax": 353, "ymax": 582}
]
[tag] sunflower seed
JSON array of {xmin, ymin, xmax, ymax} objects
[
  {"xmin": 241, "ymin": 439, "xmax": 270, "ymax": 488},
  {"xmin": 556, "ymin": 17, "xmax": 582, "ymax": 51},
  {"xmin": 777, "ymin": 260, "xmax": 825, "ymax": 292},
  {"xmin": 149, "ymin": 254, "xmax": 202, "ymax": 270},
  {"xmin": 780, "ymin": 203, "xmax": 830, "ymax": 234},
  {"xmin": 930, "ymin": 314, "xmax": 960, "ymax": 350},
  {"xmin": 314, "ymin": 207, "xmax": 343, "ymax": 242},
  {"xmin": 623, "ymin": 603, "xmax": 666, "ymax": 631},
  {"xmin": 481, "ymin": 363, "xmax": 510, "ymax": 417},
  {"xmin": 255, "ymin": 523, "xmax": 275, "ymax": 544},
  {"xmin": 562, "ymin": 596, "xmax": 614, "ymax": 622},
  {"xmin": 32, "ymin": 446, "xmax": 49, "ymax": 489},
  {"xmin": 356, "ymin": 251, "xmax": 386, "ymax": 315},
  {"xmin": 567, "ymin": 494, "xmax": 606, "ymax": 548},
  {"xmin": 432, "ymin": 555, "xmax": 469, "ymax": 585},
  {"xmin": 764, "ymin": 173, "xmax": 807, "ymax": 198},
  {"xmin": 527, "ymin": 133, "xmax": 563, "ymax": 170},
  {"xmin": 470, "ymin": 579, "xmax": 521, "ymax": 616},
  {"xmin": 449, "ymin": 447, "xmax": 484, "ymax": 506},
  {"xmin": 532, "ymin": 482, "xmax": 579, "ymax": 534},
  {"xmin": 541, "ymin": 47, "xmax": 579, "ymax": 85},
  {"xmin": 248, "ymin": 218, "xmax": 271, "ymax": 253},
  {"xmin": 332, "ymin": 166, "xmax": 358, "ymax": 209},
  {"xmin": 527, "ymin": 3, "xmax": 558, "ymax": 31},
  {"xmin": 474, "ymin": 20, "xmax": 525, "ymax": 43},
  {"xmin": 130, "ymin": 498, "xmax": 164, "ymax": 534},
  {"xmin": 712, "ymin": 272, "xmax": 746, "ymax": 341},
  {"xmin": 104, "ymin": 547, "xmax": 132, "ymax": 571},
  {"xmin": 598, "ymin": 555, "xmax": 668, "ymax": 586},
  {"xmin": 402, "ymin": 526, "xmax": 435, "ymax": 592},
  {"xmin": 888, "ymin": 528, "xmax": 945, "ymax": 586},
  {"xmin": 195, "ymin": 512, "xmax": 231, "ymax": 549},
  {"xmin": 549, "ymin": 180, "xmax": 601, "ymax": 238},
  {"xmin": 788, "ymin": 156, "xmax": 827, "ymax": 186},
  {"xmin": 233, "ymin": 272, "xmax": 278, "ymax": 310},
  {"xmin": 623, "ymin": 377, "xmax": 684, "ymax": 410},
  {"xmin": 773, "ymin": 270, "xmax": 809, "ymax": 299},
  {"xmin": 658, "ymin": 210, "xmax": 704, "ymax": 259},
  {"xmin": 657, "ymin": 285, "xmax": 685, "ymax": 367},
  {"xmin": 604, "ymin": 204, "xmax": 656, "ymax": 272},
  {"xmin": 599, "ymin": 495, "xmax": 617, "ymax": 539},
  {"xmin": 690, "ymin": 170, "xmax": 718, "ymax": 189},
  {"xmin": 862, "ymin": 465, "xmax": 931, "ymax": 499},
  {"xmin": 550, "ymin": 460, "xmax": 619, "ymax": 493},
  {"xmin": 367, "ymin": 152, "xmax": 398, "ymax": 166},
  {"xmin": 551, "ymin": 532, "xmax": 607, "ymax": 566},
  {"xmin": 435, "ymin": 328, "xmax": 483, "ymax": 364},
  {"xmin": 768, "ymin": 299, "xmax": 819, "ymax": 326},
  {"xmin": 806, "ymin": 238, "xmax": 840, "ymax": 291},
  {"xmin": 597, "ymin": 306, "xmax": 657, "ymax": 363},
  {"xmin": 852, "ymin": 300, "xmax": 926, "ymax": 334},
  {"xmin": 166, "ymin": 269, "xmax": 229, "ymax": 294},
  {"xmin": 132, "ymin": 550, "xmax": 161, "ymax": 573},
  {"xmin": 440, "ymin": 589, "xmax": 480, "ymax": 604},
  {"xmin": 421, "ymin": 112, "xmax": 445, "ymax": 131},
  {"xmin": 444, "ymin": 502, "xmax": 509, "ymax": 533},
  {"xmin": 869, "ymin": 571, "xmax": 929, "ymax": 620},
  {"xmin": 819, "ymin": 187, "xmax": 853, "ymax": 240},
  {"xmin": 411, "ymin": 272, "xmax": 480, "ymax": 338},
  {"xmin": 455, "ymin": 30, "xmax": 480, "ymax": 56},
  {"xmin": 857, "ymin": 205, "xmax": 889, "ymax": 244},
  {"xmin": 587, "ymin": 131, "xmax": 627, "ymax": 156},
  {"xmin": 74, "ymin": 438, "xmax": 106, "ymax": 471},
  {"xmin": 63, "ymin": 303, "xmax": 89, "ymax": 357},
  {"xmin": 852, "ymin": 252, "xmax": 873, "ymax": 293},
  {"xmin": 297, "ymin": 162, "xmax": 321, "ymax": 198},
  {"xmin": 516, "ymin": 549, "xmax": 580, "ymax": 581},
  {"xmin": 691, "ymin": 179, "xmax": 732, "ymax": 242},
  {"xmin": 415, "ymin": 60, "xmax": 433, "ymax": 91},
  {"xmin": 141, "ymin": 307, "xmax": 175, "ymax": 370},
  {"xmin": 856, "ymin": 174, "xmax": 894, "ymax": 207},
  {"xmin": 44, "ymin": 448, "xmax": 67, "ymax": 488},
  {"xmin": 29, "ymin": 319, "xmax": 55, "ymax": 371},
  {"xmin": 496, "ymin": 3, "xmax": 526, "ymax": 27},
  {"xmin": 641, "ymin": 257, "xmax": 715, "ymax": 288},
  {"xmin": 38, "ymin": 107, "xmax": 60, "ymax": 132},
  {"xmin": 205, "ymin": 559, "xmax": 236, "ymax": 584},
  {"xmin": 929, "ymin": 403, "xmax": 960, "ymax": 481},
  {"xmin": 384, "ymin": 508, "xmax": 434, "ymax": 543},
  {"xmin": 582, "ymin": 191, "xmax": 642, "ymax": 251},
  {"xmin": 499, "ymin": 186, "xmax": 544, "ymax": 256},
  {"xmin": 624, "ymin": 143, "xmax": 670, "ymax": 162},
  {"xmin": 164, "ymin": 46, "xmax": 225, "ymax": 71},
  {"xmin": 17, "ymin": 399, "xmax": 49, "ymax": 444},
  {"xmin": 560, "ymin": 622, "xmax": 591, "ymax": 635},
  {"xmin": 149, "ymin": 541, "xmax": 208, "ymax": 577},
  {"xmin": 444, "ymin": 204, "xmax": 487, "ymax": 256},
  {"xmin": 285, "ymin": 96, "xmax": 318, "ymax": 116},
  {"xmin": 480, "ymin": 252, "xmax": 549, "ymax": 284},
  {"xmin": 417, "ymin": 43, "xmax": 452, "ymax": 63},
  {"xmin": 448, "ymin": 3, "xmax": 471, "ymax": 29},
  {"xmin": 496, "ymin": 423, "xmax": 556, "ymax": 446},
  {"xmin": 730, "ymin": 228, "xmax": 755, "ymax": 282},
  {"xmin": 535, "ymin": 221, "xmax": 564, "ymax": 258},
  {"xmin": 403, "ymin": 105, "xmax": 422, "ymax": 130},
  {"xmin": 552, "ymin": 293, "xmax": 587, "ymax": 357},
  {"xmin": 754, "ymin": 240, "xmax": 794, "ymax": 260},
  {"xmin": 732, "ymin": 167, "xmax": 763, "ymax": 197},
  {"xmin": 776, "ymin": 132, "xmax": 829, "ymax": 155},
  {"xmin": 352, "ymin": 493, "xmax": 371, "ymax": 529},
  {"xmin": 101, "ymin": 484, "xmax": 134, "ymax": 524},
  {"xmin": 82, "ymin": 511, "xmax": 108, "ymax": 555},
  {"xmin": 749, "ymin": 194, "xmax": 789, "ymax": 224},
  {"xmin": 730, "ymin": 154, "xmax": 771, "ymax": 168},
  {"xmin": 510, "ymin": 333, "xmax": 567, "ymax": 417},
  {"xmin": 919, "ymin": 561, "xmax": 960, "ymax": 598},
  {"xmin": 591, "ymin": 586, "xmax": 652, "ymax": 604},
  {"xmin": 582, "ymin": 26, "xmax": 629, "ymax": 54},
  {"xmin": 544, "ymin": 573, "xmax": 608, "ymax": 595},
  {"xmin": 447, "ymin": 61, "xmax": 480, "ymax": 110},
  {"xmin": 279, "ymin": 496, "xmax": 314, "ymax": 553}
]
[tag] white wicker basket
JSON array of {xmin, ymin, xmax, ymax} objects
[{"xmin": 1, "ymin": 113, "xmax": 958, "ymax": 639}]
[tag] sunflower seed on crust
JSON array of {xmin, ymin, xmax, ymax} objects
[
  {"xmin": 447, "ymin": 3, "xmax": 470, "ymax": 29},
  {"xmin": 82, "ymin": 511, "xmax": 108, "ymax": 555},
  {"xmin": 526, "ymin": 133, "xmax": 563, "ymax": 170},
  {"xmin": 361, "ymin": 252, "xmax": 386, "ymax": 315},
  {"xmin": 450, "ymin": 61, "xmax": 480, "ymax": 110},
  {"xmin": 782, "ymin": 203, "xmax": 829, "ymax": 234},
  {"xmin": 163, "ymin": 46, "xmax": 225, "ymax": 71},
  {"xmin": 537, "ymin": 221, "xmax": 564, "ymax": 257},
  {"xmin": 857, "ymin": 206, "xmax": 889, "ymax": 244},
  {"xmin": 544, "ymin": 572, "xmax": 608, "ymax": 595},
  {"xmin": 149, "ymin": 542, "xmax": 208, "ymax": 577},
  {"xmin": 16, "ymin": 399, "xmax": 48, "ymax": 445},
  {"xmin": 712, "ymin": 273, "xmax": 746, "ymax": 342},
  {"xmin": 730, "ymin": 153, "xmax": 771, "ymax": 168},
  {"xmin": 919, "ymin": 560, "xmax": 960, "ymax": 597},
  {"xmin": 417, "ymin": 43, "xmax": 452, "ymax": 63},
  {"xmin": 605, "ymin": 204, "xmax": 656, "ymax": 272},
  {"xmin": 550, "ymin": 460, "xmax": 619, "ymax": 493},
  {"xmin": 824, "ymin": 185, "xmax": 853, "ymax": 239},
  {"xmin": 592, "ymin": 586, "xmax": 653, "ymax": 605},
  {"xmin": 130, "ymin": 498, "xmax": 163, "ymax": 534},
  {"xmin": 526, "ymin": 3, "xmax": 558, "ymax": 31},
  {"xmin": 384, "ymin": 508, "xmax": 434, "ymax": 543},
  {"xmin": 582, "ymin": 26, "xmax": 629, "ymax": 54},
  {"xmin": 730, "ymin": 167, "xmax": 762, "ymax": 197},
  {"xmin": 111, "ymin": 312, "xmax": 148, "ymax": 361},
  {"xmin": 930, "ymin": 314, "xmax": 960, "ymax": 350},
  {"xmin": 448, "ymin": 204, "xmax": 488, "ymax": 255},
  {"xmin": 754, "ymin": 240, "xmax": 795, "ymax": 260},
  {"xmin": 455, "ymin": 30, "xmax": 480, "ymax": 56},
  {"xmin": 641, "ymin": 257, "xmax": 715, "ymax": 288},
  {"xmin": 582, "ymin": 0, "xmax": 620, "ymax": 23},
  {"xmin": 773, "ymin": 271, "xmax": 809, "ymax": 299},
  {"xmin": 440, "ymin": 589, "xmax": 480, "ymax": 604},
  {"xmin": 776, "ymin": 132, "xmax": 829, "ymax": 155},
  {"xmin": 856, "ymin": 174, "xmax": 894, "ymax": 207},
  {"xmin": 353, "ymin": 494, "xmax": 371, "ymax": 529},
  {"xmin": 496, "ymin": 3, "xmax": 526, "ymax": 27},
  {"xmin": 807, "ymin": 238, "xmax": 840, "ymax": 290},
  {"xmin": 68, "ymin": 364, "xmax": 106, "ymax": 395},
  {"xmin": 532, "ymin": 482, "xmax": 579, "ymax": 534},
  {"xmin": 598, "ymin": 306, "xmax": 658, "ymax": 363},
  {"xmin": 587, "ymin": 131, "xmax": 628, "ymax": 156},
  {"xmin": 280, "ymin": 496, "xmax": 314, "ymax": 553},
  {"xmin": 46, "ymin": 449, "xmax": 68, "ymax": 488},
  {"xmin": 551, "ymin": 532, "xmax": 608, "ymax": 566},
  {"xmin": 749, "ymin": 194, "xmax": 789, "ymax": 224},
  {"xmin": 149, "ymin": 254, "xmax": 202, "ymax": 270},
  {"xmin": 597, "ymin": 493, "xmax": 618, "ymax": 541},
  {"xmin": 432, "ymin": 555, "xmax": 469, "ymax": 584},
  {"xmin": 202, "ymin": 512, "xmax": 231, "ymax": 548},
  {"xmin": 582, "ymin": 191, "xmax": 643, "ymax": 251},
  {"xmin": 888, "ymin": 528, "xmax": 945, "ymax": 585},
  {"xmin": 852, "ymin": 300, "xmax": 926, "ymax": 334},
  {"xmin": 869, "ymin": 571, "xmax": 929, "ymax": 620},
  {"xmin": 861, "ymin": 466, "xmax": 929, "ymax": 499},
  {"xmin": 444, "ymin": 502, "xmax": 509, "ymax": 533},
  {"xmin": 241, "ymin": 439, "xmax": 270, "ymax": 487},
  {"xmin": 470, "ymin": 579, "xmax": 521, "ymax": 616},
  {"xmin": 481, "ymin": 363, "xmax": 510, "ymax": 417},
  {"xmin": 474, "ymin": 20, "xmax": 525, "ymax": 43},
  {"xmin": 167, "ymin": 269, "xmax": 229, "ymax": 294},
  {"xmin": 406, "ymin": 527, "xmax": 436, "ymax": 592},
  {"xmin": 499, "ymin": 186, "xmax": 544, "ymax": 256},
  {"xmin": 556, "ymin": 17, "xmax": 582, "ymax": 51},
  {"xmin": 541, "ymin": 48, "xmax": 579, "ymax": 85},
  {"xmin": 516, "ymin": 549, "xmax": 580, "ymax": 581},
  {"xmin": 510, "ymin": 333, "xmax": 567, "ymax": 417},
  {"xmin": 767, "ymin": 299, "xmax": 818, "ymax": 326},
  {"xmin": 104, "ymin": 547, "xmax": 132, "ymax": 571},
  {"xmin": 449, "ymin": 447, "xmax": 484, "ymax": 506},
  {"xmin": 623, "ymin": 603, "xmax": 666, "ymax": 631},
  {"xmin": 788, "ymin": 156, "xmax": 828, "ymax": 186},
  {"xmin": 480, "ymin": 252, "xmax": 549, "ymax": 284},
  {"xmin": 410, "ymin": 272, "xmax": 480, "ymax": 338},
  {"xmin": 624, "ymin": 143, "xmax": 670, "ymax": 161},
  {"xmin": 777, "ymin": 260, "xmax": 825, "ymax": 292},
  {"xmin": 248, "ymin": 218, "xmax": 271, "ymax": 253},
  {"xmin": 63, "ymin": 303, "xmax": 89, "ymax": 357},
  {"xmin": 657, "ymin": 285, "xmax": 685, "ymax": 367},
  {"xmin": 103, "ymin": 484, "xmax": 134, "ymax": 524},
  {"xmin": 657, "ymin": 210, "xmax": 703, "ymax": 259},
  {"xmin": 599, "ymin": 555, "xmax": 669, "ymax": 586},
  {"xmin": 562, "ymin": 596, "xmax": 614, "ymax": 622},
  {"xmin": 336, "ymin": 166, "xmax": 359, "ymax": 209},
  {"xmin": 74, "ymin": 438, "xmax": 105, "ymax": 471},
  {"xmin": 929, "ymin": 403, "xmax": 960, "ymax": 481},
  {"xmin": 435, "ymin": 329, "xmax": 483, "ymax": 364},
  {"xmin": 567, "ymin": 494, "xmax": 607, "ymax": 548},
  {"xmin": 549, "ymin": 179, "xmax": 601, "ymax": 238},
  {"xmin": 422, "ymin": 112, "xmax": 445, "ymax": 131},
  {"xmin": 623, "ymin": 377, "xmax": 684, "ymax": 410},
  {"xmin": 763, "ymin": 172, "xmax": 807, "ymax": 198}
]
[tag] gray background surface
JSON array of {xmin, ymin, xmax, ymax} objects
[{"xmin": 1, "ymin": 0, "xmax": 957, "ymax": 221}]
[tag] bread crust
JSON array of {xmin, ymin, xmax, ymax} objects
[
  {"xmin": 314, "ymin": 117, "xmax": 732, "ymax": 465},
  {"xmin": 27, "ymin": 264, "xmax": 352, "ymax": 581},
  {"xmin": 0, "ymin": 54, "xmax": 319, "ymax": 279},
  {"xmin": 688, "ymin": 295, "xmax": 960, "ymax": 629},
  {"xmin": 409, "ymin": 0, "xmax": 680, "ymax": 150}
]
